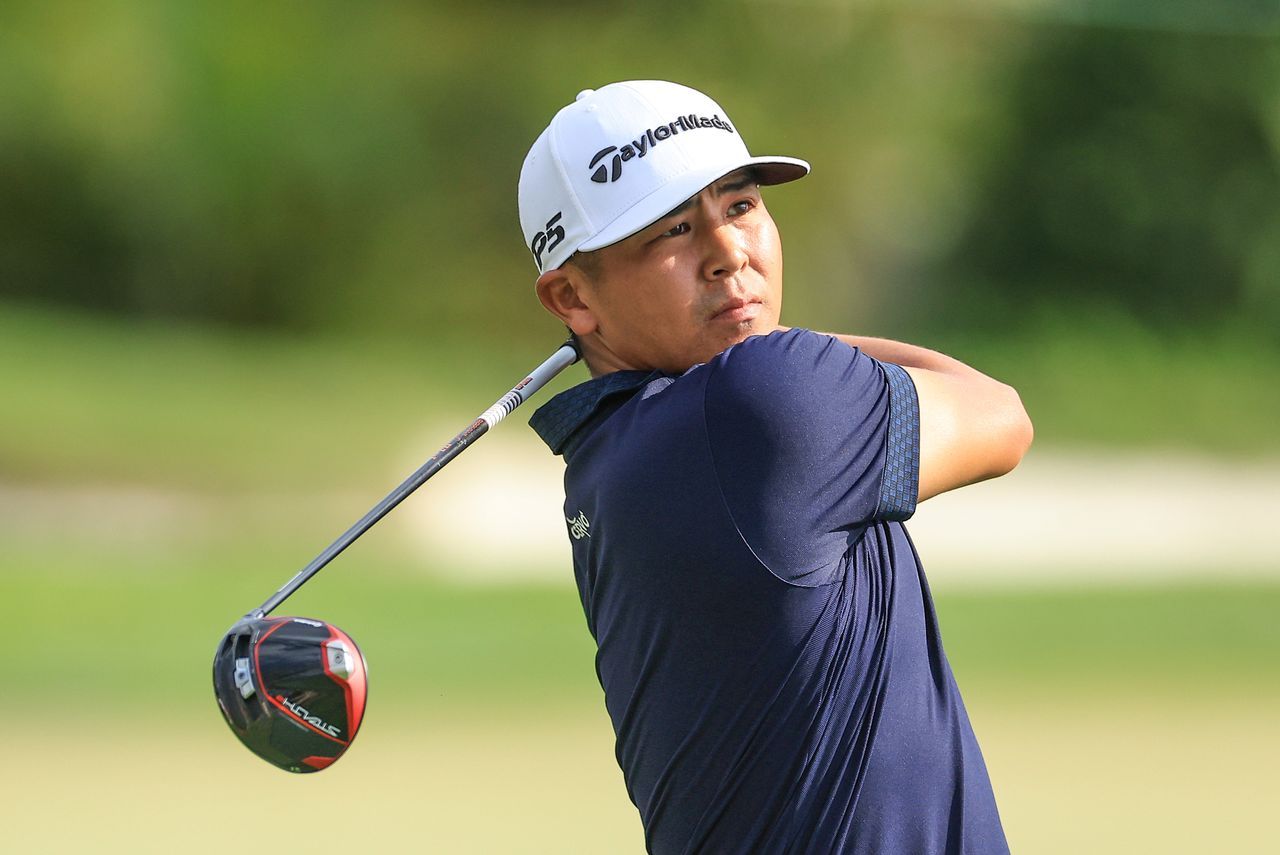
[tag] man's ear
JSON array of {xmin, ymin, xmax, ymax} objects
[{"xmin": 535, "ymin": 266, "xmax": 598, "ymax": 337}]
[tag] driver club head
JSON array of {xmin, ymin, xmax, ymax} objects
[{"xmin": 213, "ymin": 616, "xmax": 368, "ymax": 773}]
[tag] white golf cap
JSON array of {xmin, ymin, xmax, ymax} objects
[{"xmin": 518, "ymin": 80, "xmax": 810, "ymax": 273}]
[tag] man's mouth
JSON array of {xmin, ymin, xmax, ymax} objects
[{"xmin": 710, "ymin": 297, "xmax": 763, "ymax": 323}]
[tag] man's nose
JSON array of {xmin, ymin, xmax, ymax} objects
[{"xmin": 700, "ymin": 222, "xmax": 749, "ymax": 282}]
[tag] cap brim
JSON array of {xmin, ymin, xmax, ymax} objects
[{"xmin": 577, "ymin": 155, "xmax": 810, "ymax": 254}]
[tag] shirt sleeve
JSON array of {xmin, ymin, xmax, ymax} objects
[
  {"xmin": 874, "ymin": 360, "xmax": 921, "ymax": 522},
  {"xmin": 703, "ymin": 328, "xmax": 920, "ymax": 586}
]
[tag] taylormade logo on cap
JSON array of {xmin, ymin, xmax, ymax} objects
[
  {"xmin": 518, "ymin": 80, "xmax": 810, "ymax": 274},
  {"xmin": 588, "ymin": 113, "xmax": 736, "ymax": 184}
]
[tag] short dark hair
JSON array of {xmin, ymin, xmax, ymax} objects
[{"xmin": 565, "ymin": 249, "xmax": 602, "ymax": 281}]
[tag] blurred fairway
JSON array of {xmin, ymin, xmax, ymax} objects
[
  {"xmin": 4, "ymin": 688, "xmax": 1275, "ymax": 854},
  {"xmin": 3, "ymin": 301, "xmax": 1278, "ymax": 493},
  {"xmin": 2, "ymin": 304, "xmax": 1278, "ymax": 852},
  {"xmin": 2, "ymin": 533, "xmax": 1277, "ymax": 852}
]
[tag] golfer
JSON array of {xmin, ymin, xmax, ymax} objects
[{"xmin": 521, "ymin": 81, "xmax": 1032, "ymax": 854}]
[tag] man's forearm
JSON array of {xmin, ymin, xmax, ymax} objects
[
  {"xmin": 800, "ymin": 328, "xmax": 1034, "ymax": 501},
  {"xmin": 821, "ymin": 333, "xmax": 983, "ymax": 379}
]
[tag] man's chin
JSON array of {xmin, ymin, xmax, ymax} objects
[
  {"xmin": 693, "ymin": 325, "xmax": 773, "ymax": 366},
  {"xmin": 730, "ymin": 317, "xmax": 779, "ymax": 345}
]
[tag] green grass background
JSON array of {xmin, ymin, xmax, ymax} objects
[{"xmin": 2, "ymin": 304, "xmax": 1278, "ymax": 853}]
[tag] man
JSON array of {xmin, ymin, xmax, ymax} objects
[{"xmin": 519, "ymin": 81, "xmax": 1032, "ymax": 854}]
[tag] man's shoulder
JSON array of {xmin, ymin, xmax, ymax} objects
[
  {"xmin": 715, "ymin": 327, "xmax": 866, "ymax": 372},
  {"xmin": 708, "ymin": 328, "xmax": 881, "ymax": 409}
]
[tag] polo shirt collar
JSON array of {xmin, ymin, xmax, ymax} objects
[{"xmin": 529, "ymin": 369, "xmax": 660, "ymax": 457}]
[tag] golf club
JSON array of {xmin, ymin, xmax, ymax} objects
[{"xmin": 212, "ymin": 338, "xmax": 581, "ymax": 772}]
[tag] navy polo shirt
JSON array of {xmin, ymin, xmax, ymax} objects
[{"xmin": 531, "ymin": 329, "xmax": 1008, "ymax": 855}]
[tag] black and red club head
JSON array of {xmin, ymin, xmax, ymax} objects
[{"xmin": 213, "ymin": 616, "xmax": 368, "ymax": 773}]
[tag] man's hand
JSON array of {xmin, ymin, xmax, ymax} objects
[{"xmin": 820, "ymin": 333, "xmax": 1034, "ymax": 503}]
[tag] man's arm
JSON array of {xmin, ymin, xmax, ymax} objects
[{"xmin": 822, "ymin": 334, "xmax": 1034, "ymax": 503}]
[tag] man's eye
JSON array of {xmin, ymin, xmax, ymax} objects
[
  {"xmin": 729, "ymin": 200, "xmax": 754, "ymax": 216},
  {"xmin": 661, "ymin": 222, "xmax": 690, "ymax": 238}
]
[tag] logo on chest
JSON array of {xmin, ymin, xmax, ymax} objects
[{"xmin": 567, "ymin": 510, "xmax": 591, "ymax": 540}]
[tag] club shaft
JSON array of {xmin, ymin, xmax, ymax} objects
[{"xmin": 250, "ymin": 341, "xmax": 580, "ymax": 618}]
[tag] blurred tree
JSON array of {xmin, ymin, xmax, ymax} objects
[
  {"xmin": 934, "ymin": 25, "xmax": 1280, "ymax": 339},
  {"xmin": 1, "ymin": 1, "xmax": 1276, "ymax": 349}
]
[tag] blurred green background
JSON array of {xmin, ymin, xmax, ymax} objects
[{"xmin": 2, "ymin": 1, "xmax": 1277, "ymax": 852}]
